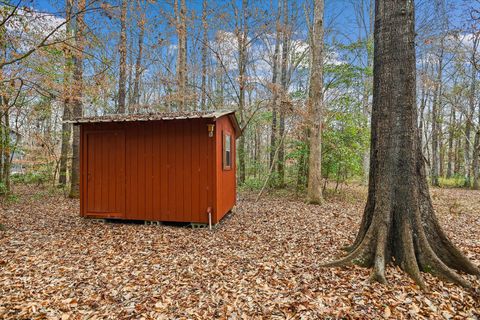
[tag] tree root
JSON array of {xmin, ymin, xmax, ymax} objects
[{"xmin": 321, "ymin": 204, "xmax": 475, "ymax": 290}]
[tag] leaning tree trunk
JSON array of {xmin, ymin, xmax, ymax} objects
[{"xmin": 322, "ymin": 0, "xmax": 480, "ymax": 288}]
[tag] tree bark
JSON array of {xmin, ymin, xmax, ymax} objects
[
  {"xmin": 277, "ymin": 0, "xmax": 289, "ymax": 188},
  {"xmin": 0, "ymin": 26, "xmax": 5, "ymax": 186},
  {"xmin": 1, "ymin": 82, "xmax": 12, "ymax": 194},
  {"xmin": 473, "ymin": 102, "xmax": 480, "ymax": 189},
  {"xmin": 418, "ymin": 57, "xmax": 428, "ymax": 150},
  {"xmin": 464, "ymin": 67, "xmax": 477, "ymax": 188},
  {"xmin": 454, "ymin": 121, "xmax": 462, "ymax": 176},
  {"xmin": 132, "ymin": 0, "xmax": 145, "ymax": 110},
  {"xmin": 473, "ymin": 128, "xmax": 480, "ymax": 189},
  {"xmin": 69, "ymin": 0, "xmax": 86, "ymax": 198},
  {"xmin": 269, "ymin": 2, "xmax": 281, "ymax": 170},
  {"xmin": 200, "ymin": 0, "xmax": 208, "ymax": 111},
  {"xmin": 0, "ymin": 110, "xmax": 3, "ymax": 185},
  {"xmin": 306, "ymin": 0, "xmax": 324, "ymax": 204},
  {"xmin": 117, "ymin": 0, "xmax": 127, "ymax": 113},
  {"xmin": 236, "ymin": 0, "xmax": 248, "ymax": 184},
  {"xmin": 59, "ymin": 0, "xmax": 74, "ymax": 187},
  {"xmin": 322, "ymin": 0, "xmax": 480, "ymax": 288},
  {"xmin": 175, "ymin": 0, "xmax": 187, "ymax": 111},
  {"xmin": 430, "ymin": 37, "xmax": 444, "ymax": 186},
  {"xmin": 446, "ymin": 107, "xmax": 455, "ymax": 178}
]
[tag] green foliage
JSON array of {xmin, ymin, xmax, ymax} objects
[
  {"xmin": 438, "ymin": 176, "xmax": 466, "ymax": 188},
  {"xmin": 11, "ymin": 165, "xmax": 53, "ymax": 185},
  {"xmin": 5, "ymin": 193, "xmax": 20, "ymax": 204},
  {"xmin": 241, "ymin": 176, "xmax": 264, "ymax": 191},
  {"xmin": 0, "ymin": 182, "xmax": 7, "ymax": 195},
  {"xmin": 32, "ymin": 187, "xmax": 62, "ymax": 200},
  {"xmin": 324, "ymin": 63, "xmax": 364, "ymax": 88},
  {"xmin": 322, "ymin": 100, "xmax": 369, "ymax": 182}
]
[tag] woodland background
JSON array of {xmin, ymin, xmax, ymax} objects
[{"xmin": 0, "ymin": 0, "xmax": 479, "ymax": 196}]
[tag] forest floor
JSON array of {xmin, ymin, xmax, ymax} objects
[{"xmin": 0, "ymin": 184, "xmax": 479, "ymax": 319}]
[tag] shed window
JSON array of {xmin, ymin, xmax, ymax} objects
[{"xmin": 223, "ymin": 132, "xmax": 232, "ymax": 170}]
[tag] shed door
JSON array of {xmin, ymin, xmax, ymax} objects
[{"xmin": 85, "ymin": 130, "xmax": 125, "ymax": 218}]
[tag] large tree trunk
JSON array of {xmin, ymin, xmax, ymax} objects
[
  {"xmin": 117, "ymin": 0, "xmax": 127, "ymax": 113},
  {"xmin": 277, "ymin": 0, "xmax": 289, "ymax": 188},
  {"xmin": 69, "ymin": 0, "xmax": 86, "ymax": 198},
  {"xmin": 323, "ymin": 0, "xmax": 480, "ymax": 288},
  {"xmin": 236, "ymin": 0, "xmax": 248, "ymax": 185},
  {"xmin": 269, "ymin": 2, "xmax": 281, "ymax": 170},
  {"xmin": 59, "ymin": 0, "xmax": 74, "ymax": 187},
  {"xmin": 306, "ymin": 0, "xmax": 324, "ymax": 204}
]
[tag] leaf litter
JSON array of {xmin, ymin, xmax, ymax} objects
[{"xmin": 0, "ymin": 185, "xmax": 479, "ymax": 319}]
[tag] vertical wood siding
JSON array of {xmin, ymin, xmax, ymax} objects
[
  {"xmin": 84, "ymin": 129, "xmax": 125, "ymax": 217},
  {"xmin": 214, "ymin": 116, "xmax": 237, "ymax": 222},
  {"xmin": 80, "ymin": 116, "xmax": 236, "ymax": 223}
]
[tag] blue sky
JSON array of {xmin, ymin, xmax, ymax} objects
[{"xmin": 28, "ymin": 0, "xmax": 472, "ymax": 45}]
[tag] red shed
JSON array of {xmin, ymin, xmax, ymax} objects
[{"xmin": 70, "ymin": 110, "xmax": 241, "ymax": 225}]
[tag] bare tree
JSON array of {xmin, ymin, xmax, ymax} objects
[
  {"xmin": 59, "ymin": 0, "xmax": 74, "ymax": 187},
  {"xmin": 269, "ymin": 2, "xmax": 281, "ymax": 170},
  {"xmin": 117, "ymin": 0, "xmax": 127, "ymax": 113},
  {"xmin": 430, "ymin": 36, "xmax": 445, "ymax": 186},
  {"xmin": 200, "ymin": 0, "xmax": 208, "ymax": 110},
  {"xmin": 307, "ymin": 0, "xmax": 324, "ymax": 204},
  {"xmin": 69, "ymin": 0, "xmax": 86, "ymax": 198},
  {"xmin": 132, "ymin": 0, "xmax": 145, "ymax": 109},
  {"xmin": 235, "ymin": 0, "xmax": 248, "ymax": 184},
  {"xmin": 277, "ymin": 0, "xmax": 289, "ymax": 188},
  {"xmin": 175, "ymin": 0, "xmax": 187, "ymax": 111}
]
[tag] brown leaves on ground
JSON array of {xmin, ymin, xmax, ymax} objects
[{"xmin": 0, "ymin": 185, "xmax": 479, "ymax": 319}]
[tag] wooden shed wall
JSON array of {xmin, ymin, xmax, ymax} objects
[
  {"xmin": 80, "ymin": 118, "xmax": 218, "ymax": 223},
  {"xmin": 215, "ymin": 116, "xmax": 237, "ymax": 222}
]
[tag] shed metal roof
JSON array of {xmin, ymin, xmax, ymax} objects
[{"xmin": 66, "ymin": 110, "xmax": 242, "ymax": 136}]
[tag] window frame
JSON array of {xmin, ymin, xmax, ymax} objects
[{"xmin": 223, "ymin": 131, "xmax": 232, "ymax": 170}]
